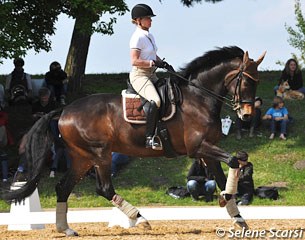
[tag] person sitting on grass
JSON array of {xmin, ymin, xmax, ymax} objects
[
  {"xmin": 186, "ymin": 158, "xmax": 216, "ymax": 202},
  {"xmin": 236, "ymin": 151, "xmax": 254, "ymax": 206},
  {"xmin": 262, "ymin": 96, "xmax": 289, "ymax": 140}
]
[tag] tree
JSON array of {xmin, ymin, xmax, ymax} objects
[
  {"xmin": 61, "ymin": 1, "xmax": 128, "ymax": 92},
  {"xmin": 1, "ymin": 0, "xmax": 223, "ymax": 91},
  {"xmin": 285, "ymin": 0, "xmax": 305, "ymax": 68},
  {"xmin": 0, "ymin": 0, "xmax": 61, "ymax": 61}
]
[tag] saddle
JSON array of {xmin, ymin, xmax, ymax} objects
[{"xmin": 122, "ymin": 77, "xmax": 181, "ymax": 124}]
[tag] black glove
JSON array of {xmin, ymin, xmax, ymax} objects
[
  {"xmin": 153, "ymin": 59, "xmax": 166, "ymax": 68},
  {"xmin": 153, "ymin": 60, "xmax": 173, "ymax": 71}
]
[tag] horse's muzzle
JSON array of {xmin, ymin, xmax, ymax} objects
[{"xmin": 238, "ymin": 103, "xmax": 253, "ymax": 121}]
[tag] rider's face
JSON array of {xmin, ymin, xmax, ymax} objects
[{"xmin": 139, "ymin": 17, "xmax": 152, "ymax": 30}]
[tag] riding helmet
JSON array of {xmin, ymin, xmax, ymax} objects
[
  {"xmin": 13, "ymin": 58, "xmax": 24, "ymax": 67},
  {"xmin": 131, "ymin": 4, "xmax": 156, "ymax": 19}
]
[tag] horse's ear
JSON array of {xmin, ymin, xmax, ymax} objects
[
  {"xmin": 256, "ymin": 51, "xmax": 267, "ymax": 66},
  {"xmin": 243, "ymin": 51, "xmax": 249, "ymax": 63}
]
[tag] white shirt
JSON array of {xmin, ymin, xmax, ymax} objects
[{"xmin": 129, "ymin": 27, "xmax": 158, "ymax": 61}]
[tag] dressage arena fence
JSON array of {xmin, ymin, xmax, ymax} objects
[{"xmin": 0, "ymin": 185, "xmax": 304, "ymax": 230}]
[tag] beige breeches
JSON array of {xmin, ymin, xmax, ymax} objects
[{"xmin": 129, "ymin": 67, "xmax": 161, "ymax": 108}]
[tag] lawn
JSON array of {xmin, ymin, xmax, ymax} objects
[{"xmin": 0, "ymin": 70, "xmax": 305, "ymax": 211}]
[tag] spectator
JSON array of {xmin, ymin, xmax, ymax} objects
[
  {"xmin": 111, "ymin": 152, "xmax": 130, "ymax": 177},
  {"xmin": 262, "ymin": 96, "xmax": 289, "ymax": 140},
  {"xmin": 186, "ymin": 158, "xmax": 216, "ymax": 202},
  {"xmin": 236, "ymin": 97, "xmax": 263, "ymax": 139},
  {"xmin": 0, "ymin": 109, "xmax": 14, "ymax": 182},
  {"xmin": 45, "ymin": 61, "xmax": 68, "ymax": 106},
  {"xmin": 274, "ymin": 59, "xmax": 305, "ymax": 95},
  {"xmin": 236, "ymin": 151, "xmax": 254, "ymax": 206},
  {"xmin": 5, "ymin": 57, "xmax": 33, "ymax": 105},
  {"xmin": 31, "ymin": 87, "xmax": 57, "ymax": 123}
]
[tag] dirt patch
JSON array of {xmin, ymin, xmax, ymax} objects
[
  {"xmin": 294, "ymin": 160, "xmax": 305, "ymax": 170},
  {"xmin": 0, "ymin": 220, "xmax": 304, "ymax": 240}
]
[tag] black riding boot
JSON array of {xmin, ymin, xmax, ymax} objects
[{"xmin": 145, "ymin": 101, "xmax": 162, "ymax": 150}]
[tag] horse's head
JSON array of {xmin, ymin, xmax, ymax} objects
[{"xmin": 225, "ymin": 51, "xmax": 266, "ymax": 121}]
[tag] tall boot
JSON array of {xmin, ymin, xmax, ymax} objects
[{"xmin": 145, "ymin": 101, "xmax": 162, "ymax": 150}]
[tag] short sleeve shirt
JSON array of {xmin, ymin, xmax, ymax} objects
[
  {"xmin": 266, "ymin": 107, "xmax": 288, "ymax": 118},
  {"xmin": 129, "ymin": 27, "xmax": 158, "ymax": 61}
]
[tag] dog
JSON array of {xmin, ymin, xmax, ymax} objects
[{"xmin": 276, "ymin": 81, "xmax": 304, "ymax": 100}]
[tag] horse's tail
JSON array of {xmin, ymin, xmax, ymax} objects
[{"xmin": 1, "ymin": 109, "xmax": 63, "ymax": 202}]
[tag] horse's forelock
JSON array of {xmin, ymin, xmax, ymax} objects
[{"xmin": 180, "ymin": 46, "xmax": 244, "ymax": 78}]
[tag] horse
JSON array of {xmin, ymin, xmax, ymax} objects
[{"xmin": 1, "ymin": 46, "xmax": 265, "ymax": 236}]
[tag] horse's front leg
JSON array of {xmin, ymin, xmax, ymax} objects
[
  {"xmin": 192, "ymin": 140, "xmax": 249, "ymax": 229},
  {"xmin": 94, "ymin": 157, "xmax": 151, "ymax": 230}
]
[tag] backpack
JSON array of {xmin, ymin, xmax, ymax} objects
[
  {"xmin": 166, "ymin": 186, "xmax": 190, "ymax": 199},
  {"xmin": 255, "ymin": 186, "xmax": 279, "ymax": 200}
]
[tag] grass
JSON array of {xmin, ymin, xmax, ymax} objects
[{"xmin": 1, "ymin": 70, "xmax": 305, "ymax": 211}]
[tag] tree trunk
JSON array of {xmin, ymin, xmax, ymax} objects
[{"xmin": 64, "ymin": 17, "xmax": 92, "ymax": 92}]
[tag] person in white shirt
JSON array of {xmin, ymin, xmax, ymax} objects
[{"xmin": 129, "ymin": 3, "xmax": 169, "ymax": 150}]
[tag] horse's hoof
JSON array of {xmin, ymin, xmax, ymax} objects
[
  {"xmin": 63, "ymin": 228, "xmax": 79, "ymax": 236},
  {"xmin": 218, "ymin": 193, "xmax": 227, "ymax": 207},
  {"xmin": 233, "ymin": 217, "xmax": 249, "ymax": 230},
  {"xmin": 135, "ymin": 216, "xmax": 152, "ymax": 230}
]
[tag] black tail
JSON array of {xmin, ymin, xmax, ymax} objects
[{"xmin": 1, "ymin": 109, "xmax": 63, "ymax": 202}]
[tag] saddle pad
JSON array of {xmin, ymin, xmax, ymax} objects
[
  {"xmin": 122, "ymin": 90, "xmax": 176, "ymax": 124},
  {"xmin": 122, "ymin": 90, "xmax": 146, "ymax": 124}
]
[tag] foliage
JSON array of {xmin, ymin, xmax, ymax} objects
[
  {"xmin": 285, "ymin": 0, "xmax": 305, "ymax": 68},
  {"xmin": 0, "ymin": 0, "xmax": 61, "ymax": 61},
  {"xmin": 180, "ymin": 0, "xmax": 223, "ymax": 7},
  {"xmin": 1, "ymin": 70, "xmax": 305, "ymax": 211}
]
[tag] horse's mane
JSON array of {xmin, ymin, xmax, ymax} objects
[{"xmin": 180, "ymin": 46, "xmax": 244, "ymax": 82}]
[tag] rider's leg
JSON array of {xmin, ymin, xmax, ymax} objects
[{"xmin": 145, "ymin": 100, "xmax": 161, "ymax": 149}]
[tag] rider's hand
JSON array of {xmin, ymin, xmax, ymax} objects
[{"xmin": 153, "ymin": 60, "xmax": 174, "ymax": 71}]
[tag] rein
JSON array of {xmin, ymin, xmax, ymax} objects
[{"xmin": 166, "ymin": 68, "xmax": 241, "ymax": 109}]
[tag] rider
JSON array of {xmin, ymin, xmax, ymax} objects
[{"xmin": 129, "ymin": 4, "xmax": 169, "ymax": 150}]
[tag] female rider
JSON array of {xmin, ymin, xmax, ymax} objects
[{"xmin": 129, "ymin": 4, "xmax": 168, "ymax": 150}]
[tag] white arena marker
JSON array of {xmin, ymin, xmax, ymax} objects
[{"xmin": 8, "ymin": 182, "xmax": 45, "ymax": 231}]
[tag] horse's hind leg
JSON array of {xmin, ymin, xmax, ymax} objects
[
  {"xmin": 55, "ymin": 155, "xmax": 93, "ymax": 236},
  {"xmin": 94, "ymin": 157, "xmax": 151, "ymax": 230}
]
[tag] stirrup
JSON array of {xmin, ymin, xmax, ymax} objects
[{"xmin": 146, "ymin": 136, "xmax": 163, "ymax": 151}]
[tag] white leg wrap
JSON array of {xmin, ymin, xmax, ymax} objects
[
  {"xmin": 111, "ymin": 195, "xmax": 139, "ymax": 220},
  {"xmin": 56, "ymin": 202, "xmax": 69, "ymax": 232},
  {"xmin": 225, "ymin": 168, "xmax": 239, "ymax": 195},
  {"xmin": 226, "ymin": 198, "xmax": 240, "ymax": 218}
]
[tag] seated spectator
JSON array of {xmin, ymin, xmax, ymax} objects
[
  {"xmin": 0, "ymin": 109, "xmax": 14, "ymax": 182},
  {"xmin": 111, "ymin": 152, "xmax": 130, "ymax": 177},
  {"xmin": 49, "ymin": 118, "xmax": 71, "ymax": 178},
  {"xmin": 262, "ymin": 96, "xmax": 289, "ymax": 140},
  {"xmin": 45, "ymin": 61, "xmax": 68, "ymax": 106},
  {"xmin": 236, "ymin": 96, "xmax": 263, "ymax": 139},
  {"xmin": 186, "ymin": 158, "xmax": 216, "ymax": 202},
  {"xmin": 274, "ymin": 59, "xmax": 305, "ymax": 95},
  {"xmin": 5, "ymin": 58, "xmax": 33, "ymax": 105},
  {"xmin": 31, "ymin": 87, "xmax": 57, "ymax": 123},
  {"xmin": 236, "ymin": 151, "xmax": 254, "ymax": 206}
]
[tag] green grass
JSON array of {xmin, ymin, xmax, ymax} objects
[{"xmin": 1, "ymin": 70, "xmax": 305, "ymax": 211}]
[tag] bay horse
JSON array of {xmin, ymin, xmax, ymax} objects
[{"xmin": 1, "ymin": 46, "xmax": 265, "ymax": 236}]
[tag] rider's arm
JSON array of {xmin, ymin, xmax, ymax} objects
[{"xmin": 130, "ymin": 49, "xmax": 154, "ymax": 68}]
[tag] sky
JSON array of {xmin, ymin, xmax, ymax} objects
[{"xmin": 0, "ymin": 0, "xmax": 304, "ymax": 75}]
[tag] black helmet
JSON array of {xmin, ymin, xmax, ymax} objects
[
  {"xmin": 131, "ymin": 4, "xmax": 156, "ymax": 20},
  {"xmin": 13, "ymin": 58, "xmax": 24, "ymax": 67}
]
